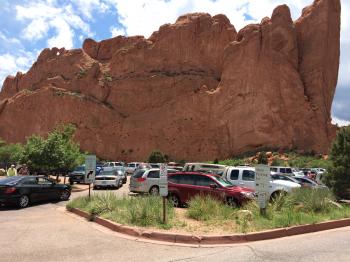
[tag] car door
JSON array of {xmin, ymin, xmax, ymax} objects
[
  {"xmin": 20, "ymin": 177, "xmax": 42, "ymax": 203},
  {"xmin": 241, "ymin": 170, "xmax": 256, "ymax": 190},
  {"xmin": 146, "ymin": 170, "xmax": 160, "ymax": 191},
  {"xmin": 37, "ymin": 177, "xmax": 58, "ymax": 201},
  {"xmin": 195, "ymin": 175, "xmax": 225, "ymax": 202},
  {"xmin": 176, "ymin": 174, "xmax": 197, "ymax": 203},
  {"xmin": 227, "ymin": 169, "xmax": 240, "ymax": 186}
]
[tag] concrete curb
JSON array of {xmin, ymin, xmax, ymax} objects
[
  {"xmin": 67, "ymin": 207, "xmax": 350, "ymax": 245},
  {"xmin": 71, "ymin": 187, "xmax": 89, "ymax": 193}
]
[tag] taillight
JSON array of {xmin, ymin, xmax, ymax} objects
[
  {"xmin": 4, "ymin": 187, "xmax": 16, "ymax": 194},
  {"xmin": 137, "ymin": 177, "xmax": 146, "ymax": 182}
]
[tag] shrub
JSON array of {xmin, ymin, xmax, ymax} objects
[
  {"xmin": 257, "ymin": 152, "xmax": 268, "ymax": 164},
  {"xmin": 324, "ymin": 126, "xmax": 350, "ymax": 198},
  {"xmin": 147, "ymin": 150, "xmax": 166, "ymax": 163},
  {"xmin": 187, "ymin": 195, "xmax": 235, "ymax": 221}
]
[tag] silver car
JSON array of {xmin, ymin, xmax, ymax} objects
[
  {"xmin": 93, "ymin": 169, "xmax": 123, "ymax": 189},
  {"xmin": 129, "ymin": 168, "xmax": 177, "ymax": 195}
]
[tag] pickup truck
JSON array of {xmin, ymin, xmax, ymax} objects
[{"xmin": 222, "ymin": 166, "xmax": 301, "ymax": 200}]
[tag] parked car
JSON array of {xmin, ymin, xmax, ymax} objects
[
  {"xmin": 167, "ymin": 162, "xmax": 184, "ymax": 171},
  {"xmin": 183, "ymin": 163, "xmax": 228, "ymax": 175},
  {"xmin": 149, "ymin": 163, "xmax": 160, "ymax": 168},
  {"xmin": 93, "ymin": 169, "xmax": 123, "ymax": 189},
  {"xmin": 167, "ymin": 172, "xmax": 255, "ymax": 207},
  {"xmin": 271, "ymin": 174, "xmax": 301, "ymax": 184},
  {"xmin": 223, "ymin": 166, "xmax": 301, "ymax": 200},
  {"xmin": 125, "ymin": 162, "xmax": 140, "ymax": 175},
  {"xmin": 129, "ymin": 168, "xmax": 178, "ymax": 195},
  {"xmin": 293, "ymin": 176, "xmax": 327, "ymax": 189},
  {"xmin": 0, "ymin": 176, "xmax": 71, "ymax": 208},
  {"xmin": 68, "ymin": 165, "xmax": 101, "ymax": 185},
  {"xmin": 270, "ymin": 166, "xmax": 293, "ymax": 175},
  {"xmin": 103, "ymin": 166, "xmax": 127, "ymax": 184},
  {"xmin": 103, "ymin": 162, "xmax": 124, "ymax": 168}
]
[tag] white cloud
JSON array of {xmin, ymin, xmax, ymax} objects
[
  {"xmin": 110, "ymin": 26, "xmax": 126, "ymax": 37},
  {"xmin": 332, "ymin": 117, "xmax": 350, "ymax": 127},
  {"xmin": 0, "ymin": 51, "xmax": 37, "ymax": 88},
  {"xmin": 15, "ymin": 1, "xmax": 93, "ymax": 49},
  {"xmin": 74, "ymin": 0, "xmax": 109, "ymax": 19}
]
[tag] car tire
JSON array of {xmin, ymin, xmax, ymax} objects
[
  {"xmin": 169, "ymin": 194, "xmax": 180, "ymax": 207},
  {"xmin": 93, "ymin": 186, "xmax": 97, "ymax": 190},
  {"xmin": 69, "ymin": 180, "xmax": 74, "ymax": 185},
  {"xmin": 18, "ymin": 195, "xmax": 30, "ymax": 208},
  {"xmin": 149, "ymin": 186, "xmax": 159, "ymax": 196},
  {"xmin": 226, "ymin": 197, "xmax": 238, "ymax": 208},
  {"xmin": 59, "ymin": 189, "xmax": 71, "ymax": 201},
  {"xmin": 270, "ymin": 191, "xmax": 285, "ymax": 202}
]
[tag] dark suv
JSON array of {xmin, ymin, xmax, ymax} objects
[{"xmin": 167, "ymin": 172, "xmax": 255, "ymax": 207}]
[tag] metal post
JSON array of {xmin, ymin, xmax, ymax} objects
[
  {"xmin": 88, "ymin": 183, "xmax": 91, "ymax": 199},
  {"xmin": 163, "ymin": 197, "xmax": 167, "ymax": 224}
]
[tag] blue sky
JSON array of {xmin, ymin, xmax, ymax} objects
[{"xmin": 0, "ymin": 0, "xmax": 349, "ymax": 125}]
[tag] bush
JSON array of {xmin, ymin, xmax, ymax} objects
[
  {"xmin": 68, "ymin": 193, "xmax": 174, "ymax": 228},
  {"xmin": 187, "ymin": 195, "xmax": 235, "ymax": 221},
  {"xmin": 147, "ymin": 150, "xmax": 166, "ymax": 163},
  {"xmin": 257, "ymin": 152, "xmax": 268, "ymax": 164},
  {"xmin": 324, "ymin": 126, "xmax": 350, "ymax": 198}
]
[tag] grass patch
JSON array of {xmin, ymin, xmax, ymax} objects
[{"xmin": 67, "ymin": 193, "xmax": 174, "ymax": 229}]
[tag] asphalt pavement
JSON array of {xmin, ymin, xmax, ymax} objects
[{"xmin": 1, "ymin": 180, "xmax": 350, "ymax": 262}]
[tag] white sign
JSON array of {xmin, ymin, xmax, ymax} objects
[
  {"xmin": 255, "ymin": 164, "xmax": 270, "ymax": 209},
  {"xmin": 85, "ymin": 155, "xmax": 96, "ymax": 184},
  {"xmin": 159, "ymin": 163, "xmax": 168, "ymax": 197}
]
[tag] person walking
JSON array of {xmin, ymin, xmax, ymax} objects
[
  {"xmin": 18, "ymin": 164, "xmax": 29, "ymax": 176},
  {"xmin": 7, "ymin": 164, "xmax": 17, "ymax": 177}
]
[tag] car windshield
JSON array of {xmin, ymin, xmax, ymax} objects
[
  {"xmin": 74, "ymin": 166, "xmax": 84, "ymax": 172},
  {"xmin": 98, "ymin": 171, "xmax": 115, "ymax": 176},
  {"xmin": 212, "ymin": 176, "xmax": 235, "ymax": 187},
  {"xmin": 0, "ymin": 176, "xmax": 23, "ymax": 185}
]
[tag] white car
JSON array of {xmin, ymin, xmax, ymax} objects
[
  {"xmin": 93, "ymin": 169, "xmax": 123, "ymax": 189},
  {"xmin": 223, "ymin": 166, "xmax": 301, "ymax": 200},
  {"xmin": 125, "ymin": 162, "xmax": 140, "ymax": 175}
]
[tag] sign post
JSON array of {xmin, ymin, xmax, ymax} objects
[
  {"xmin": 159, "ymin": 163, "xmax": 168, "ymax": 224},
  {"xmin": 255, "ymin": 164, "xmax": 270, "ymax": 216},
  {"xmin": 85, "ymin": 155, "xmax": 96, "ymax": 199}
]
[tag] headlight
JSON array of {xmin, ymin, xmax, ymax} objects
[{"xmin": 240, "ymin": 192, "xmax": 255, "ymax": 198}]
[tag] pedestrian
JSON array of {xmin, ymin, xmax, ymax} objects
[
  {"xmin": 7, "ymin": 164, "xmax": 17, "ymax": 177},
  {"xmin": 18, "ymin": 164, "xmax": 29, "ymax": 176}
]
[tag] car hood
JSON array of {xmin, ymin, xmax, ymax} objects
[{"xmin": 271, "ymin": 180, "xmax": 301, "ymax": 188}]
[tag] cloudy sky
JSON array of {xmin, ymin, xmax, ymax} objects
[{"xmin": 0, "ymin": 0, "xmax": 348, "ymax": 125}]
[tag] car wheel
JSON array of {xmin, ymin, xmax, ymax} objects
[
  {"xmin": 149, "ymin": 186, "xmax": 159, "ymax": 196},
  {"xmin": 270, "ymin": 191, "xmax": 285, "ymax": 202},
  {"xmin": 169, "ymin": 194, "xmax": 180, "ymax": 207},
  {"xmin": 69, "ymin": 180, "xmax": 74, "ymax": 185},
  {"xmin": 18, "ymin": 195, "xmax": 30, "ymax": 208},
  {"xmin": 226, "ymin": 197, "xmax": 238, "ymax": 208},
  {"xmin": 60, "ymin": 189, "xmax": 71, "ymax": 201}
]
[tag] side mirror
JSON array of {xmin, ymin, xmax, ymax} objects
[{"xmin": 209, "ymin": 183, "xmax": 218, "ymax": 189}]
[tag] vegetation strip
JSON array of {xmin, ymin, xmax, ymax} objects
[{"xmin": 67, "ymin": 207, "xmax": 350, "ymax": 245}]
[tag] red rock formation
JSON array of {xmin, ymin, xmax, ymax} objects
[{"xmin": 0, "ymin": 0, "xmax": 340, "ymax": 161}]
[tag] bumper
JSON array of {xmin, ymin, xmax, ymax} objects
[
  {"xmin": 129, "ymin": 185, "xmax": 148, "ymax": 193},
  {"xmin": 0, "ymin": 195, "xmax": 20, "ymax": 206},
  {"xmin": 94, "ymin": 180, "xmax": 119, "ymax": 187}
]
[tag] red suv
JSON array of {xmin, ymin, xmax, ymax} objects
[{"xmin": 167, "ymin": 172, "xmax": 255, "ymax": 207}]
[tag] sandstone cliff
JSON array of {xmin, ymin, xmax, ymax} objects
[{"xmin": 0, "ymin": 0, "xmax": 341, "ymax": 161}]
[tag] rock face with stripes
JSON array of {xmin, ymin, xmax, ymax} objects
[{"xmin": 0, "ymin": 0, "xmax": 341, "ymax": 161}]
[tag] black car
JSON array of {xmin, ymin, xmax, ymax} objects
[{"xmin": 0, "ymin": 176, "xmax": 71, "ymax": 208}]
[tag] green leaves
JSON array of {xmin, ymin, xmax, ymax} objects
[
  {"xmin": 20, "ymin": 124, "xmax": 84, "ymax": 173},
  {"xmin": 147, "ymin": 150, "xmax": 166, "ymax": 163}
]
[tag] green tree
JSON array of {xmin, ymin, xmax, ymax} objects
[
  {"xmin": 147, "ymin": 150, "xmax": 166, "ymax": 163},
  {"xmin": 21, "ymin": 124, "xmax": 84, "ymax": 174},
  {"xmin": 324, "ymin": 126, "xmax": 350, "ymax": 197},
  {"xmin": 0, "ymin": 142, "xmax": 24, "ymax": 168},
  {"xmin": 257, "ymin": 151, "xmax": 268, "ymax": 165}
]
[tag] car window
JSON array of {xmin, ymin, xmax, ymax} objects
[
  {"xmin": 270, "ymin": 167, "xmax": 277, "ymax": 172},
  {"xmin": 242, "ymin": 170, "xmax": 255, "ymax": 181},
  {"xmin": 22, "ymin": 177, "xmax": 38, "ymax": 185},
  {"xmin": 147, "ymin": 171, "xmax": 160, "ymax": 179},
  {"xmin": 178, "ymin": 174, "xmax": 195, "ymax": 185},
  {"xmin": 285, "ymin": 168, "xmax": 292, "ymax": 174},
  {"xmin": 194, "ymin": 175, "xmax": 212, "ymax": 187},
  {"xmin": 168, "ymin": 174, "xmax": 180, "ymax": 183},
  {"xmin": 133, "ymin": 170, "xmax": 145, "ymax": 178},
  {"xmin": 280, "ymin": 168, "xmax": 286, "ymax": 173},
  {"xmin": 230, "ymin": 169, "xmax": 239, "ymax": 180},
  {"xmin": 37, "ymin": 177, "xmax": 53, "ymax": 185},
  {"xmin": 74, "ymin": 166, "xmax": 85, "ymax": 172}
]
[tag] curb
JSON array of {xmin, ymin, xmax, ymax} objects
[
  {"xmin": 71, "ymin": 188, "xmax": 89, "ymax": 193},
  {"xmin": 67, "ymin": 207, "xmax": 350, "ymax": 245}
]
